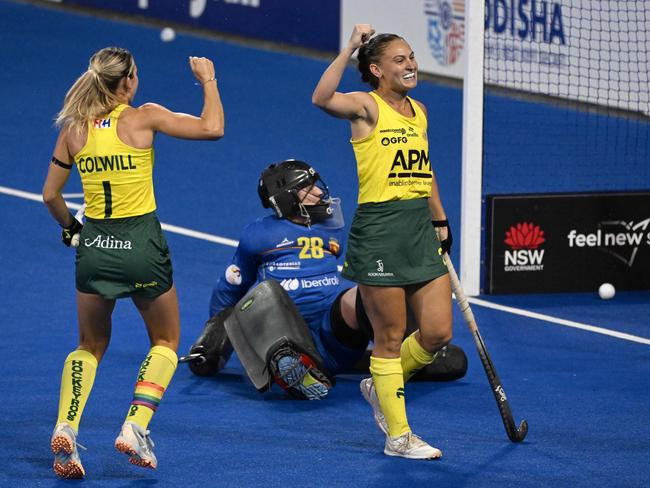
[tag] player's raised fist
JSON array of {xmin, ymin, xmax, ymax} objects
[{"xmin": 348, "ymin": 24, "xmax": 375, "ymax": 51}]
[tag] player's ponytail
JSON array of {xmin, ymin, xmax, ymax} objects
[{"xmin": 56, "ymin": 47, "xmax": 135, "ymax": 134}]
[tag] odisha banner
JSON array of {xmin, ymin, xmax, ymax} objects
[
  {"xmin": 341, "ymin": 0, "xmax": 648, "ymax": 115},
  {"xmin": 487, "ymin": 192, "xmax": 650, "ymax": 293}
]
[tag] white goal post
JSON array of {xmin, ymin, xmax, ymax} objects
[{"xmin": 460, "ymin": 0, "xmax": 485, "ymax": 296}]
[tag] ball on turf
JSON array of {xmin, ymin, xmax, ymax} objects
[
  {"xmin": 598, "ymin": 283, "xmax": 615, "ymax": 300},
  {"xmin": 160, "ymin": 27, "xmax": 176, "ymax": 42}
]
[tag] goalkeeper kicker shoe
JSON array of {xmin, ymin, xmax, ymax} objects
[
  {"xmin": 51, "ymin": 422, "xmax": 85, "ymax": 479},
  {"xmin": 115, "ymin": 422, "xmax": 157, "ymax": 469},
  {"xmin": 277, "ymin": 354, "xmax": 329, "ymax": 400},
  {"xmin": 360, "ymin": 377, "xmax": 389, "ymax": 435},
  {"xmin": 384, "ymin": 432, "xmax": 443, "ymax": 460}
]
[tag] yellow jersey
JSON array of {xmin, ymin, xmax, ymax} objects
[
  {"xmin": 74, "ymin": 104, "xmax": 156, "ymax": 219},
  {"xmin": 351, "ymin": 91, "xmax": 432, "ymax": 204}
]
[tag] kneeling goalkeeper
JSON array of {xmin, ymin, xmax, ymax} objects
[{"xmin": 182, "ymin": 160, "xmax": 467, "ymax": 399}]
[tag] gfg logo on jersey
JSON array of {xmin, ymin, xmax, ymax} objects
[
  {"xmin": 503, "ymin": 222, "xmax": 545, "ymax": 272},
  {"xmin": 424, "ymin": 0, "xmax": 465, "ymax": 66},
  {"xmin": 381, "ymin": 136, "xmax": 408, "ymax": 146}
]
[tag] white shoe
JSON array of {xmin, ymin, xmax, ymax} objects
[
  {"xmin": 384, "ymin": 432, "xmax": 442, "ymax": 460},
  {"xmin": 51, "ymin": 422, "xmax": 85, "ymax": 478},
  {"xmin": 360, "ymin": 378, "xmax": 388, "ymax": 435},
  {"xmin": 115, "ymin": 422, "xmax": 157, "ymax": 469}
]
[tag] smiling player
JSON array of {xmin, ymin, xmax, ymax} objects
[{"xmin": 312, "ymin": 24, "xmax": 455, "ymax": 459}]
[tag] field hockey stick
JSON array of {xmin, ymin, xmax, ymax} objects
[
  {"xmin": 70, "ymin": 204, "xmax": 85, "ymax": 248},
  {"xmin": 443, "ymin": 252, "xmax": 528, "ymax": 442}
]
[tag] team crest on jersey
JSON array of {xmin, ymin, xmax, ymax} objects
[
  {"xmin": 225, "ymin": 264, "xmax": 242, "ymax": 285},
  {"xmin": 94, "ymin": 118, "xmax": 111, "ymax": 129},
  {"xmin": 328, "ymin": 238, "xmax": 340, "ymax": 256}
]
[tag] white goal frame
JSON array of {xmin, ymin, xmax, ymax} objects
[{"xmin": 460, "ymin": 0, "xmax": 485, "ymax": 296}]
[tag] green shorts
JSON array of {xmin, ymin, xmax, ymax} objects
[
  {"xmin": 75, "ymin": 212, "xmax": 173, "ymax": 299},
  {"xmin": 342, "ymin": 198, "xmax": 447, "ymax": 286}
]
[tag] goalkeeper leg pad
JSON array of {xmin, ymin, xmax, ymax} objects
[{"xmin": 224, "ymin": 280, "xmax": 334, "ymax": 394}]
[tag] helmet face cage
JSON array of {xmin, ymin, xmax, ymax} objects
[{"xmin": 258, "ymin": 160, "xmax": 332, "ymax": 223}]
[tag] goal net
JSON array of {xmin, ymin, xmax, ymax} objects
[{"xmin": 461, "ymin": 1, "xmax": 650, "ymax": 294}]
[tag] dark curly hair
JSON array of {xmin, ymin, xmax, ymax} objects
[{"xmin": 357, "ymin": 33, "xmax": 404, "ymax": 89}]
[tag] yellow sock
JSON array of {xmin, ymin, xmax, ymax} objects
[
  {"xmin": 126, "ymin": 345, "xmax": 177, "ymax": 430},
  {"xmin": 400, "ymin": 332, "xmax": 436, "ymax": 382},
  {"xmin": 369, "ymin": 356, "xmax": 410, "ymax": 438},
  {"xmin": 56, "ymin": 349, "xmax": 98, "ymax": 432}
]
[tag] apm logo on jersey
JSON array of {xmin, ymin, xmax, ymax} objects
[
  {"xmin": 567, "ymin": 217, "xmax": 650, "ymax": 267},
  {"xmin": 424, "ymin": 0, "xmax": 465, "ymax": 66},
  {"xmin": 388, "ymin": 148, "xmax": 430, "ymax": 180},
  {"xmin": 503, "ymin": 222, "xmax": 545, "ymax": 272},
  {"xmin": 93, "ymin": 118, "xmax": 111, "ymax": 129}
]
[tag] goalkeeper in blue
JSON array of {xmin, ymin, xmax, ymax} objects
[{"xmin": 181, "ymin": 160, "xmax": 467, "ymax": 400}]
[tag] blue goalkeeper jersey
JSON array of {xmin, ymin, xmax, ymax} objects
[{"xmin": 209, "ymin": 204, "xmax": 346, "ymax": 333}]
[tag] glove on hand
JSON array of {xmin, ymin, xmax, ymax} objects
[
  {"xmin": 432, "ymin": 219, "xmax": 452, "ymax": 255},
  {"xmin": 61, "ymin": 215, "xmax": 83, "ymax": 247}
]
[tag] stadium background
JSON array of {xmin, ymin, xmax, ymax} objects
[{"xmin": 0, "ymin": 1, "xmax": 648, "ymax": 486}]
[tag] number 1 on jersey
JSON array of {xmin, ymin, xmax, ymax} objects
[{"xmin": 102, "ymin": 180, "xmax": 113, "ymax": 218}]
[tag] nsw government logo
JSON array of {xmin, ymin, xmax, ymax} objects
[
  {"xmin": 424, "ymin": 0, "xmax": 465, "ymax": 66},
  {"xmin": 503, "ymin": 222, "xmax": 545, "ymax": 272}
]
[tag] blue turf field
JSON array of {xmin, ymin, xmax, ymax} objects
[{"xmin": 1, "ymin": 2, "xmax": 649, "ymax": 487}]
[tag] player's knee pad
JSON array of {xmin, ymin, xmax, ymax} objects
[
  {"xmin": 410, "ymin": 344, "xmax": 468, "ymax": 382},
  {"xmin": 224, "ymin": 279, "xmax": 334, "ymax": 395},
  {"xmin": 182, "ymin": 307, "xmax": 234, "ymax": 377}
]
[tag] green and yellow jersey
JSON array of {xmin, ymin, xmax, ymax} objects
[
  {"xmin": 75, "ymin": 104, "xmax": 155, "ymax": 219},
  {"xmin": 351, "ymin": 91, "xmax": 432, "ymax": 204}
]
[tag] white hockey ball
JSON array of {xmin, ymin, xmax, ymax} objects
[
  {"xmin": 598, "ymin": 283, "xmax": 615, "ymax": 300},
  {"xmin": 160, "ymin": 27, "xmax": 176, "ymax": 42}
]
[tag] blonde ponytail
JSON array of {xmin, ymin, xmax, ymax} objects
[{"xmin": 55, "ymin": 47, "xmax": 135, "ymax": 133}]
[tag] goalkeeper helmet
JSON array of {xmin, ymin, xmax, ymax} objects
[{"xmin": 258, "ymin": 160, "xmax": 332, "ymax": 224}]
